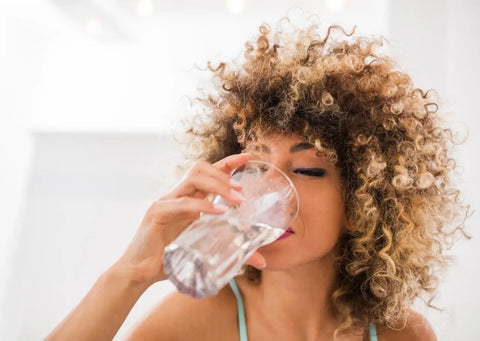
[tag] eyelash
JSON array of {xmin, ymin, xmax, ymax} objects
[{"xmin": 293, "ymin": 168, "xmax": 326, "ymax": 177}]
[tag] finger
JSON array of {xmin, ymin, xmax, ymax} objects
[
  {"xmin": 245, "ymin": 251, "xmax": 267, "ymax": 269},
  {"xmin": 147, "ymin": 197, "xmax": 229, "ymax": 244},
  {"xmin": 169, "ymin": 173, "xmax": 245, "ymax": 204},
  {"xmin": 163, "ymin": 159, "xmax": 244, "ymax": 200},
  {"xmin": 213, "ymin": 153, "xmax": 251, "ymax": 174},
  {"xmin": 150, "ymin": 196, "xmax": 228, "ymax": 222},
  {"xmin": 190, "ymin": 160, "xmax": 243, "ymax": 190}
]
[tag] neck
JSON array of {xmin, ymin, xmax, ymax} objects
[{"xmin": 253, "ymin": 251, "xmax": 339, "ymax": 339}]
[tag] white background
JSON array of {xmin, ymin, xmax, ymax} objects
[{"xmin": 0, "ymin": 0, "xmax": 479, "ymax": 339}]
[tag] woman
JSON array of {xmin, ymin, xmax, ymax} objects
[{"xmin": 47, "ymin": 21, "xmax": 469, "ymax": 340}]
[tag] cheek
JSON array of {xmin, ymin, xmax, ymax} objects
[{"xmin": 298, "ymin": 187, "xmax": 345, "ymax": 246}]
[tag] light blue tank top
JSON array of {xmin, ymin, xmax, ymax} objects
[{"xmin": 229, "ymin": 278, "xmax": 378, "ymax": 341}]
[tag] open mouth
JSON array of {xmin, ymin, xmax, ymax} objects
[{"xmin": 275, "ymin": 227, "xmax": 294, "ymax": 241}]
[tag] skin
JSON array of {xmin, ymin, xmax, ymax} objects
[{"xmin": 46, "ymin": 135, "xmax": 436, "ymax": 341}]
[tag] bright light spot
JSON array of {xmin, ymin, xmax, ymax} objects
[
  {"xmin": 137, "ymin": 0, "xmax": 155, "ymax": 16},
  {"xmin": 227, "ymin": 0, "xmax": 245, "ymax": 14},
  {"xmin": 325, "ymin": 0, "xmax": 347, "ymax": 12},
  {"xmin": 85, "ymin": 18, "xmax": 104, "ymax": 36}
]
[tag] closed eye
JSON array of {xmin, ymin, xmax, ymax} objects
[{"xmin": 293, "ymin": 168, "xmax": 326, "ymax": 177}]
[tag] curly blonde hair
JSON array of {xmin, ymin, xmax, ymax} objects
[{"xmin": 183, "ymin": 21, "xmax": 470, "ymax": 331}]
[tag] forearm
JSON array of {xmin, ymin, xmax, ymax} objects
[{"xmin": 46, "ymin": 264, "xmax": 150, "ymax": 341}]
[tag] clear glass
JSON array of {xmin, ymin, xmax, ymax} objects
[{"xmin": 162, "ymin": 160, "xmax": 299, "ymax": 299}]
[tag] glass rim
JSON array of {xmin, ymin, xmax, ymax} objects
[{"xmin": 232, "ymin": 159, "xmax": 300, "ymax": 223}]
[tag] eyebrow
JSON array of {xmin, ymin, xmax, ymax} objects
[
  {"xmin": 258, "ymin": 142, "xmax": 314, "ymax": 153},
  {"xmin": 290, "ymin": 142, "xmax": 314, "ymax": 153}
]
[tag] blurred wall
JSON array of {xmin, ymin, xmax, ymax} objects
[{"xmin": 0, "ymin": 0, "xmax": 478, "ymax": 339}]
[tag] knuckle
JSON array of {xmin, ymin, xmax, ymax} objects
[
  {"xmin": 175, "ymin": 197, "xmax": 190, "ymax": 206},
  {"xmin": 178, "ymin": 174, "xmax": 197, "ymax": 189},
  {"xmin": 192, "ymin": 159, "xmax": 208, "ymax": 171},
  {"xmin": 182, "ymin": 161, "xmax": 204, "ymax": 179},
  {"xmin": 148, "ymin": 200, "xmax": 162, "ymax": 212},
  {"xmin": 145, "ymin": 200, "xmax": 167, "ymax": 222},
  {"xmin": 182, "ymin": 166, "xmax": 202, "ymax": 183}
]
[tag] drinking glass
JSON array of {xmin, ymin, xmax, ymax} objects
[{"xmin": 162, "ymin": 160, "xmax": 299, "ymax": 299}]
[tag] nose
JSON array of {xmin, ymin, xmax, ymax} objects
[
  {"xmin": 257, "ymin": 161, "xmax": 300, "ymax": 223},
  {"xmin": 262, "ymin": 165, "xmax": 283, "ymax": 184},
  {"xmin": 242, "ymin": 158, "xmax": 292, "ymax": 189},
  {"xmin": 247, "ymin": 160, "xmax": 281, "ymax": 181},
  {"xmin": 252, "ymin": 161, "xmax": 293, "ymax": 195}
]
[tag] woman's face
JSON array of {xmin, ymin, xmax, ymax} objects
[{"xmin": 245, "ymin": 134, "xmax": 347, "ymax": 270}]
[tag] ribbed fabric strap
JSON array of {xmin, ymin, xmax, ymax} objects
[
  {"xmin": 229, "ymin": 278, "xmax": 248, "ymax": 341},
  {"xmin": 369, "ymin": 322, "xmax": 378, "ymax": 341}
]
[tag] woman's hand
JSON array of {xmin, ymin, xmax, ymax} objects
[
  {"xmin": 46, "ymin": 154, "xmax": 267, "ymax": 341},
  {"xmin": 113, "ymin": 153, "xmax": 267, "ymax": 287}
]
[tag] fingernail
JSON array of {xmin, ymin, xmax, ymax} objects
[
  {"xmin": 230, "ymin": 189, "xmax": 246, "ymax": 201},
  {"xmin": 258, "ymin": 259, "xmax": 267, "ymax": 269},
  {"xmin": 229, "ymin": 178, "xmax": 242, "ymax": 188}
]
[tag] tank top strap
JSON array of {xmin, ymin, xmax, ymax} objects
[
  {"xmin": 368, "ymin": 322, "xmax": 378, "ymax": 341},
  {"xmin": 229, "ymin": 278, "xmax": 249, "ymax": 341}
]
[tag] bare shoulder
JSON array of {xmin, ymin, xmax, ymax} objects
[
  {"xmin": 378, "ymin": 311, "xmax": 436, "ymax": 341},
  {"xmin": 127, "ymin": 285, "xmax": 238, "ymax": 341}
]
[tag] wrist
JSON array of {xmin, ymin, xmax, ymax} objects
[{"xmin": 105, "ymin": 262, "xmax": 154, "ymax": 294}]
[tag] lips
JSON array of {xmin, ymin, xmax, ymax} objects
[{"xmin": 275, "ymin": 227, "xmax": 294, "ymax": 241}]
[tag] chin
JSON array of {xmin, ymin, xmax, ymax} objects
[
  {"xmin": 258, "ymin": 242, "xmax": 335, "ymax": 272},
  {"xmin": 257, "ymin": 250, "xmax": 302, "ymax": 271}
]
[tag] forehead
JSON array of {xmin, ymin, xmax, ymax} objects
[
  {"xmin": 248, "ymin": 133, "xmax": 304, "ymax": 145},
  {"xmin": 246, "ymin": 134, "xmax": 312, "ymax": 150},
  {"xmin": 245, "ymin": 133, "xmax": 335, "ymax": 164}
]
